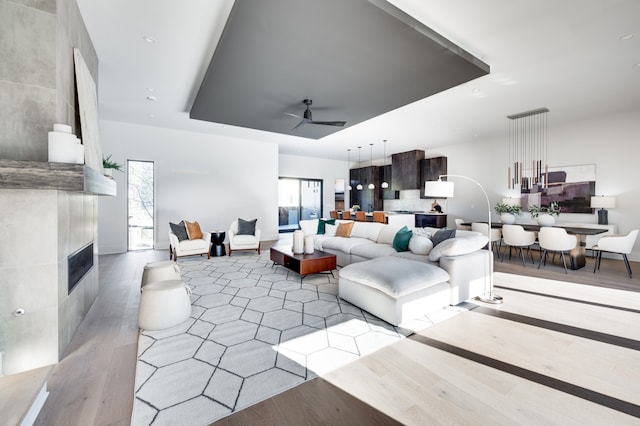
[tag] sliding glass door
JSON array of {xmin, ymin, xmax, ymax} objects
[{"xmin": 278, "ymin": 178, "xmax": 323, "ymax": 232}]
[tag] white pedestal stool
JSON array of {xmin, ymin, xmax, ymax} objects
[
  {"xmin": 138, "ymin": 280, "xmax": 192, "ymax": 331},
  {"xmin": 141, "ymin": 260, "xmax": 181, "ymax": 288}
]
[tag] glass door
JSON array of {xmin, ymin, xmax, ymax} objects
[
  {"xmin": 127, "ymin": 160, "xmax": 154, "ymax": 250},
  {"xmin": 278, "ymin": 178, "xmax": 323, "ymax": 232}
]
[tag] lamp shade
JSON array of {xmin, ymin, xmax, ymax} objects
[
  {"xmin": 425, "ymin": 180, "xmax": 454, "ymax": 198},
  {"xmin": 591, "ymin": 196, "xmax": 616, "ymax": 209}
]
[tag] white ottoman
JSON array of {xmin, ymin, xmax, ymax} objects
[
  {"xmin": 141, "ymin": 260, "xmax": 181, "ymax": 288},
  {"xmin": 138, "ymin": 280, "xmax": 192, "ymax": 330},
  {"xmin": 339, "ymin": 256, "xmax": 450, "ymax": 326}
]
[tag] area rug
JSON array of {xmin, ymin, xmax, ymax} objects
[{"xmin": 131, "ymin": 250, "xmax": 469, "ymax": 425}]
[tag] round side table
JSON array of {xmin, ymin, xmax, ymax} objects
[{"xmin": 210, "ymin": 231, "xmax": 226, "ymax": 256}]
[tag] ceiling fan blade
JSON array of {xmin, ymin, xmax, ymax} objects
[
  {"xmin": 290, "ymin": 119, "xmax": 307, "ymax": 132},
  {"xmin": 284, "ymin": 112, "xmax": 302, "ymax": 119},
  {"xmin": 309, "ymin": 120, "xmax": 346, "ymax": 127}
]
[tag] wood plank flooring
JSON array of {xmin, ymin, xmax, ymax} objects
[{"xmin": 27, "ymin": 243, "xmax": 638, "ymax": 425}]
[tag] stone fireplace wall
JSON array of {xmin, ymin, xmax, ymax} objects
[{"xmin": 0, "ymin": 0, "xmax": 100, "ymax": 375}]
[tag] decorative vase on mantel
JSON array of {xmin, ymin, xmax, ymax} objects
[
  {"xmin": 536, "ymin": 213, "xmax": 556, "ymax": 227},
  {"xmin": 500, "ymin": 213, "xmax": 516, "ymax": 225}
]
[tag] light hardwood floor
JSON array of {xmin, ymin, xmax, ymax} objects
[{"xmin": 31, "ymin": 243, "xmax": 638, "ymax": 425}]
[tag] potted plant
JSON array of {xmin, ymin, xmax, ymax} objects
[
  {"xmin": 494, "ymin": 202, "xmax": 522, "ymax": 224},
  {"xmin": 351, "ymin": 204, "xmax": 360, "ymax": 212},
  {"xmin": 102, "ymin": 155, "xmax": 123, "ymax": 178},
  {"xmin": 529, "ymin": 202, "xmax": 560, "ymax": 226}
]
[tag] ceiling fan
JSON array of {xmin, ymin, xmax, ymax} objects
[{"xmin": 285, "ymin": 99, "xmax": 346, "ymax": 132}]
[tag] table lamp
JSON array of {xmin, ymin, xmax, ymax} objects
[{"xmin": 590, "ymin": 196, "xmax": 616, "ymax": 225}]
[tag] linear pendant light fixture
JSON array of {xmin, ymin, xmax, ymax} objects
[
  {"xmin": 507, "ymin": 107, "xmax": 549, "ymax": 191},
  {"xmin": 381, "ymin": 139, "xmax": 389, "ymax": 189},
  {"xmin": 356, "ymin": 146, "xmax": 363, "ymax": 190},
  {"xmin": 347, "ymin": 149, "xmax": 352, "ymax": 190},
  {"xmin": 368, "ymin": 143, "xmax": 375, "ymax": 189}
]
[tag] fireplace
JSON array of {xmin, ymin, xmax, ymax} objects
[{"xmin": 68, "ymin": 242, "xmax": 94, "ymax": 294}]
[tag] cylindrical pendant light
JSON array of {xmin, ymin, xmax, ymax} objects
[
  {"xmin": 381, "ymin": 139, "xmax": 389, "ymax": 189},
  {"xmin": 347, "ymin": 149, "xmax": 352, "ymax": 190},
  {"xmin": 356, "ymin": 146, "xmax": 363, "ymax": 190},
  {"xmin": 368, "ymin": 143, "xmax": 375, "ymax": 189}
]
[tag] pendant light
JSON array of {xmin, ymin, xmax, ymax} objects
[
  {"xmin": 347, "ymin": 149, "xmax": 352, "ymax": 190},
  {"xmin": 356, "ymin": 146, "xmax": 363, "ymax": 190},
  {"xmin": 381, "ymin": 139, "xmax": 389, "ymax": 189},
  {"xmin": 368, "ymin": 143, "xmax": 375, "ymax": 189}
]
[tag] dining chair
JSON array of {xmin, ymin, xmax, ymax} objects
[
  {"xmin": 501, "ymin": 224, "xmax": 537, "ymax": 266},
  {"xmin": 454, "ymin": 218, "xmax": 471, "ymax": 231},
  {"xmin": 592, "ymin": 229, "xmax": 638, "ymax": 278},
  {"xmin": 537, "ymin": 227, "xmax": 576, "ymax": 273},
  {"xmin": 471, "ymin": 222, "xmax": 502, "ymax": 259}
]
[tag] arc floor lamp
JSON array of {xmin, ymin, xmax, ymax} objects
[{"xmin": 424, "ymin": 174, "xmax": 503, "ymax": 304}]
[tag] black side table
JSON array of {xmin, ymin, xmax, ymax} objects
[{"xmin": 210, "ymin": 231, "xmax": 226, "ymax": 256}]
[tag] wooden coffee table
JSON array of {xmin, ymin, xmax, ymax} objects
[{"xmin": 270, "ymin": 246, "xmax": 337, "ymax": 282}]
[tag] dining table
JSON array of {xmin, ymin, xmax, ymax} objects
[{"xmin": 461, "ymin": 222, "xmax": 608, "ymax": 270}]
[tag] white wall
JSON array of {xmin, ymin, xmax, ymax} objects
[
  {"xmin": 98, "ymin": 120, "xmax": 279, "ymax": 254},
  {"xmin": 279, "ymin": 154, "xmax": 349, "ymax": 217},
  {"xmin": 434, "ymin": 108, "xmax": 640, "ymax": 261}
]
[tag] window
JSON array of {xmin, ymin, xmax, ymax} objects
[
  {"xmin": 127, "ymin": 160, "xmax": 154, "ymax": 250},
  {"xmin": 278, "ymin": 178, "xmax": 323, "ymax": 232}
]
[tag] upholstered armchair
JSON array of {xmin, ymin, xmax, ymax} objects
[
  {"xmin": 168, "ymin": 220, "xmax": 211, "ymax": 261},
  {"xmin": 228, "ymin": 219, "xmax": 261, "ymax": 256},
  {"xmin": 593, "ymin": 229, "xmax": 638, "ymax": 278}
]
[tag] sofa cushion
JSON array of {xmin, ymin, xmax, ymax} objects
[
  {"xmin": 376, "ymin": 223, "xmax": 403, "ymax": 245},
  {"xmin": 322, "ymin": 236, "xmax": 373, "ymax": 253},
  {"xmin": 351, "ymin": 222, "xmax": 384, "ymax": 241},
  {"xmin": 299, "ymin": 219, "xmax": 318, "ymax": 235},
  {"xmin": 431, "ymin": 228, "xmax": 456, "ymax": 247},
  {"xmin": 393, "ymin": 226, "xmax": 413, "ymax": 252},
  {"xmin": 317, "ymin": 218, "xmax": 336, "ymax": 235},
  {"xmin": 350, "ymin": 242, "xmax": 398, "ymax": 259},
  {"xmin": 185, "ymin": 220, "xmax": 203, "ymax": 240},
  {"xmin": 339, "ymin": 256, "xmax": 449, "ymax": 298},
  {"xmin": 409, "ymin": 235, "xmax": 433, "ymax": 255},
  {"xmin": 428, "ymin": 234, "xmax": 488, "ymax": 261},
  {"xmin": 169, "ymin": 221, "xmax": 189, "ymax": 241},
  {"xmin": 336, "ymin": 221, "xmax": 355, "ymax": 238},
  {"xmin": 178, "ymin": 238, "xmax": 209, "ymax": 251},
  {"xmin": 238, "ymin": 218, "xmax": 257, "ymax": 235}
]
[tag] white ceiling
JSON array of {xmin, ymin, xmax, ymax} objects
[{"xmin": 76, "ymin": 0, "xmax": 640, "ymax": 161}]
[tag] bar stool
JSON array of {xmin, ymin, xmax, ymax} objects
[
  {"xmin": 355, "ymin": 211, "xmax": 366, "ymax": 221},
  {"xmin": 373, "ymin": 211, "xmax": 386, "ymax": 223},
  {"xmin": 342, "ymin": 211, "xmax": 352, "ymax": 220}
]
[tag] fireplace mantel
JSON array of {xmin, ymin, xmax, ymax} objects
[{"xmin": 0, "ymin": 159, "xmax": 116, "ymax": 196}]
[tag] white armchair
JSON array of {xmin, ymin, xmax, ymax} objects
[
  {"xmin": 228, "ymin": 219, "xmax": 261, "ymax": 256},
  {"xmin": 537, "ymin": 227, "xmax": 576, "ymax": 273},
  {"xmin": 593, "ymin": 229, "xmax": 638, "ymax": 278},
  {"xmin": 169, "ymin": 230, "xmax": 211, "ymax": 261},
  {"xmin": 501, "ymin": 224, "xmax": 537, "ymax": 266}
]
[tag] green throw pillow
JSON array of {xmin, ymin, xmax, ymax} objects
[
  {"xmin": 393, "ymin": 226, "xmax": 413, "ymax": 252},
  {"xmin": 317, "ymin": 218, "xmax": 336, "ymax": 235}
]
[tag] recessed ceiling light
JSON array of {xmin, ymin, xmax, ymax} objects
[
  {"xmin": 147, "ymin": 88, "xmax": 154, "ymax": 92},
  {"xmin": 620, "ymin": 33, "xmax": 636, "ymax": 41},
  {"xmin": 146, "ymin": 95, "xmax": 156, "ymax": 101},
  {"xmin": 149, "ymin": 114, "xmax": 155, "ymax": 118},
  {"xmin": 143, "ymin": 35, "xmax": 156, "ymax": 43}
]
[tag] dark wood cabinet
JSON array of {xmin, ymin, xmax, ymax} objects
[
  {"xmin": 415, "ymin": 214, "xmax": 447, "ymax": 228},
  {"xmin": 349, "ymin": 166, "xmax": 383, "ymax": 212},
  {"xmin": 420, "ymin": 156, "xmax": 448, "ymax": 199},
  {"xmin": 391, "ymin": 150, "xmax": 425, "ymax": 190},
  {"xmin": 380, "ymin": 165, "xmax": 398, "ymax": 199}
]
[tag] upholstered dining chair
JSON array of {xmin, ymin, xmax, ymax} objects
[
  {"xmin": 471, "ymin": 222, "xmax": 502, "ymax": 260},
  {"xmin": 537, "ymin": 227, "xmax": 577, "ymax": 273},
  {"xmin": 592, "ymin": 229, "xmax": 638, "ymax": 278},
  {"xmin": 228, "ymin": 219, "xmax": 261, "ymax": 256},
  {"xmin": 373, "ymin": 211, "xmax": 386, "ymax": 223},
  {"xmin": 501, "ymin": 224, "xmax": 537, "ymax": 266},
  {"xmin": 454, "ymin": 218, "xmax": 471, "ymax": 231}
]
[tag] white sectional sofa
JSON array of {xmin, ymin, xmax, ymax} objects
[{"xmin": 299, "ymin": 219, "xmax": 492, "ymax": 324}]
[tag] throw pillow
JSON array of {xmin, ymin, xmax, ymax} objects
[
  {"xmin": 335, "ymin": 221, "xmax": 355, "ymax": 238},
  {"xmin": 392, "ymin": 226, "xmax": 413, "ymax": 252},
  {"xmin": 317, "ymin": 218, "xmax": 336, "ymax": 235},
  {"xmin": 431, "ymin": 228, "xmax": 456, "ymax": 247},
  {"xmin": 169, "ymin": 221, "xmax": 189, "ymax": 241},
  {"xmin": 185, "ymin": 220, "xmax": 203, "ymax": 240},
  {"xmin": 324, "ymin": 223, "xmax": 337, "ymax": 237},
  {"xmin": 237, "ymin": 218, "xmax": 257, "ymax": 235},
  {"xmin": 408, "ymin": 235, "xmax": 434, "ymax": 255}
]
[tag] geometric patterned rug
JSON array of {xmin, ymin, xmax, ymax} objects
[{"xmin": 131, "ymin": 249, "xmax": 468, "ymax": 425}]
